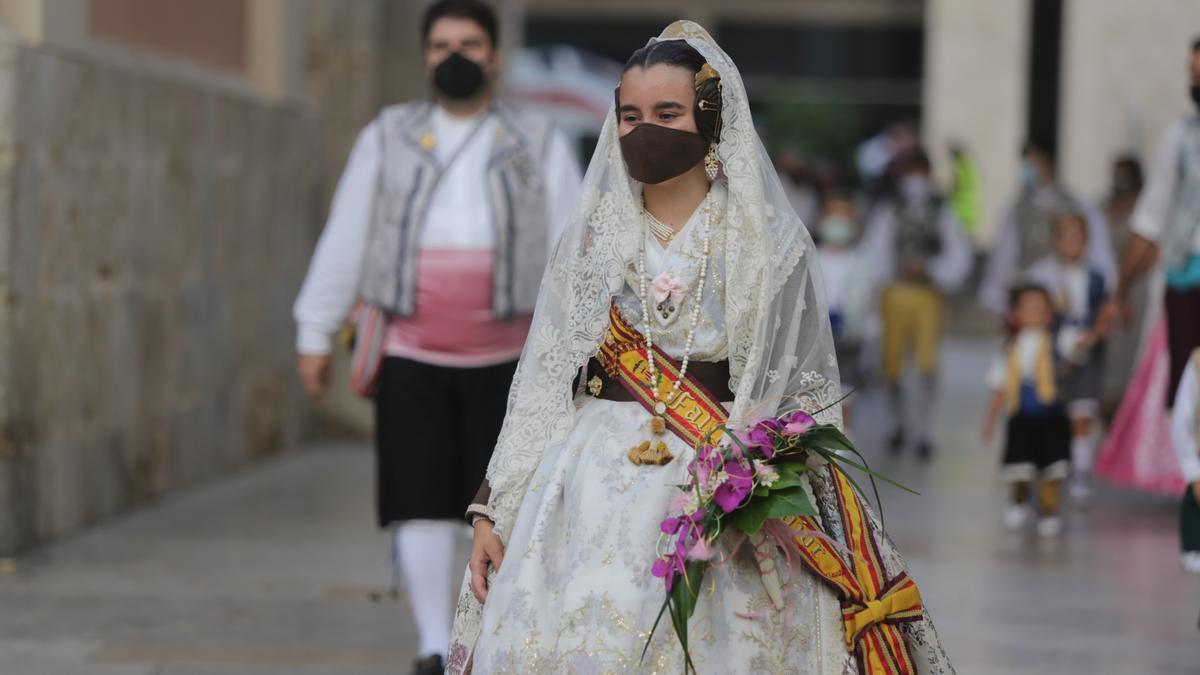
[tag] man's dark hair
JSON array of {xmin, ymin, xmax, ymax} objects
[
  {"xmin": 895, "ymin": 147, "xmax": 932, "ymax": 173},
  {"xmin": 1022, "ymin": 137, "xmax": 1057, "ymax": 164},
  {"xmin": 1114, "ymin": 155, "xmax": 1144, "ymax": 192},
  {"xmin": 1192, "ymin": 35, "xmax": 1200, "ymax": 52},
  {"xmin": 422, "ymin": 0, "xmax": 498, "ymax": 48}
]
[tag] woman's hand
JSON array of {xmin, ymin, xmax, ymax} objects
[{"xmin": 470, "ymin": 519, "xmax": 505, "ymax": 603}]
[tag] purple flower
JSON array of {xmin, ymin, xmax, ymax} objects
[
  {"xmin": 735, "ymin": 418, "xmax": 785, "ymax": 459},
  {"xmin": 713, "ymin": 460, "xmax": 754, "ymax": 512},
  {"xmin": 782, "ymin": 410, "xmax": 816, "ymax": 436},
  {"xmin": 651, "ymin": 552, "xmax": 685, "ymax": 591},
  {"xmin": 691, "ymin": 445, "xmax": 723, "ymax": 494}
]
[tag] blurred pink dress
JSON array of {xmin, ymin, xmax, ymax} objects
[{"xmin": 1095, "ymin": 314, "xmax": 1187, "ymax": 494}]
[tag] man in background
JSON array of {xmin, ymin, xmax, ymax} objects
[{"xmin": 292, "ymin": 2, "xmax": 581, "ymax": 673}]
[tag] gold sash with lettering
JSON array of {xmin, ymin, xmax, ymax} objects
[{"xmin": 599, "ymin": 303, "xmax": 924, "ymax": 674}]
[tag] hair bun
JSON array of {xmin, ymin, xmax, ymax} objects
[{"xmin": 694, "ymin": 64, "xmax": 722, "ymax": 143}]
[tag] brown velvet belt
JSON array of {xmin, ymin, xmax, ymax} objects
[
  {"xmin": 470, "ymin": 358, "xmax": 734, "ymax": 521},
  {"xmin": 583, "ymin": 356, "xmax": 734, "ymax": 403}
]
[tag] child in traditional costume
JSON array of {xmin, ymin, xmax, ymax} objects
[
  {"xmin": 1172, "ymin": 348, "xmax": 1200, "ymax": 573},
  {"xmin": 1026, "ymin": 212, "xmax": 1110, "ymax": 502},
  {"xmin": 983, "ymin": 284, "xmax": 1092, "ymax": 537},
  {"xmin": 447, "ymin": 21, "xmax": 953, "ymax": 675}
]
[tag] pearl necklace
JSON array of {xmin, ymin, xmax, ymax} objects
[
  {"xmin": 643, "ymin": 207, "xmax": 677, "ymax": 244},
  {"xmin": 638, "ymin": 190, "xmax": 713, "ymax": 415}
]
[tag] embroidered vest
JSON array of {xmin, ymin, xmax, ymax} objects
[
  {"xmin": 1003, "ymin": 331, "xmax": 1058, "ymax": 414},
  {"xmin": 359, "ymin": 101, "xmax": 554, "ymax": 318},
  {"xmin": 1014, "ymin": 185, "xmax": 1082, "ymax": 271},
  {"xmin": 895, "ymin": 195, "xmax": 944, "ymax": 277}
]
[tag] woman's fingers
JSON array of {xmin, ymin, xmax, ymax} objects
[
  {"xmin": 485, "ymin": 538, "xmax": 505, "ymax": 573},
  {"xmin": 469, "ymin": 551, "xmax": 490, "ymax": 603}
]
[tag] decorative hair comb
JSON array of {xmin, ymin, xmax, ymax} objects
[{"xmin": 694, "ymin": 63, "xmax": 720, "ymax": 87}]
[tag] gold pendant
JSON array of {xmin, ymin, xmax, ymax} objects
[
  {"xmin": 628, "ymin": 440, "xmax": 674, "ymax": 466},
  {"xmin": 419, "ymin": 132, "xmax": 436, "ymax": 152},
  {"xmin": 587, "ymin": 375, "xmax": 603, "ymax": 397},
  {"xmin": 649, "ymin": 416, "xmax": 666, "ymax": 435}
]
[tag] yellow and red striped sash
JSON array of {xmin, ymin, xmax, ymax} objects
[
  {"xmin": 597, "ymin": 303, "xmax": 728, "ymax": 446},
  {"xmin": 784, "ymin": 467, "xmax": 924, "ymax": 675},
  {"xmin": 600, "ymin": 304, "xmax": 924, "ymax": 674}
]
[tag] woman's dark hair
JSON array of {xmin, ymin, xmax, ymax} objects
[
  {"xmin": 618, "ymin": 39, "xmax": 722, "ymax": 142},
  {"xmin": 422, "ymin": 0, "xmax": 498, "ymax": 48}
]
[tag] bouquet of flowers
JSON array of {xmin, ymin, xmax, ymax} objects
[{"xmin": 643, "ymin": 406, "xmax": 912, "ymax": 671}]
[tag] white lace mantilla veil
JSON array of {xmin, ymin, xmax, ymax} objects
[
  {"xmin": 450, "ymin": 20, "xmax": 953, "ymax": 674},
  {"xmin": 486, "ymin": 19, "xmax": 840, "ymax": 543}
]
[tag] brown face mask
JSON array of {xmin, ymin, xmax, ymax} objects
[{"xmin": 619, "ymin": 123, "xmax": 709, "ymax": 184}]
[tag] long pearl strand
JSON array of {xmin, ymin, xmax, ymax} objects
[{"xmin": 638, "ymin": 190, "xmax": 713, "ymax": 414}]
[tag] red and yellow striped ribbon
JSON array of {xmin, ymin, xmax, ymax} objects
[
  {"xmin": 600, "ymin": 304, "xmax": 924, "ymax": 674},
  {"xmin": 784, "ymin": 467, "xmax": 924, "ymax": 675},
  {"xmin": 598, "ymin": 303, "xmax": 728, "ymax": 447}
]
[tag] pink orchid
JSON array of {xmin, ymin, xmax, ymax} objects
[
  {"xmin": 713, "ymin": 460, "xmax": 754, "ymax": 512},
  {"xmin": 651, "ymin": 271, "xmax": 688, "ymax": 305},
  {"xmin": 782, "ymin": 410, "xmax": 816, "ymax": 436}
]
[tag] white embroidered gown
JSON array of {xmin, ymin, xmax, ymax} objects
[{"xmin": 470, "ymin": 184, "xmax": 855, "ymax": 674}]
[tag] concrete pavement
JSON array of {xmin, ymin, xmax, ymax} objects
[{"xmin": 1, "ymin": 337, "xmax": 1198, "ymax": 674}]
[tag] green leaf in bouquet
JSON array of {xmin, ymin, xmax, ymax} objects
[
  {"xmin": 768, "ymin": 462, "xmax": 812, "ymax": 490},
  {"xmin": 764, "ymin": 485, "xmax": 818, "ymax": 518},
  {"xmin": 725, "ymin": 495, "xmax": 772, "ymax": 534},
  {"xmin": 640, "ymin": 596, "xmax": 670, "ymax": 664},
  {"xmin": 669, "ymin": 561, "xmax": 705, "ymax": 674},
  {"xmin": 802, "ymin": 424, "xmax": 856, "ymax": 454},
  {"xmin": 814, "ymin": 445, "xmax": 918, "ymax": 496}
]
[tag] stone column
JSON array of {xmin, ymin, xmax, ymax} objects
[{"xmin": 922, "ymin": 0, "xmax": 1030, "ymax": 245}]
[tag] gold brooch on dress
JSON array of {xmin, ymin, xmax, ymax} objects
[{"xmin": 627, "ymin": 440, "xmax": 674, "ymax": 466}]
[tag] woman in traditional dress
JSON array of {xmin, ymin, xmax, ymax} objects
[{"xmin": 446, "ymin": 22, "xmax": 953, "ymax": 674}]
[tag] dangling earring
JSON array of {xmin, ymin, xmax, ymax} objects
[{"xmin": 704, "ymin": 142, "xmax": 719, "ymax": 181}]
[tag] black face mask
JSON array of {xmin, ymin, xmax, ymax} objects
[
  {"xmin": 619, "ymin": 123, "xmax": 709, "ymax": 184},
  {"xmin": 1191, "ymin": 85, "xmax": 1200, "ymax": 110},
  {"xmin": 433, "ymin": 52, "xmax": 486, "ymax": 100}
]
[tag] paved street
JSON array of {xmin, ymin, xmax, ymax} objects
[{"xmin": 2, "ymin": 337, "xmax": 1198, "ymax": 674}]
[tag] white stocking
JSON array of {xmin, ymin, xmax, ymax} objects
[
  {"xmin": 394, "ymin": 520, "xmax": 460, "ymax": 658},
  {"xmin": 1070, "ymin": 433, "xmax": 1095, "ymax": 476}
]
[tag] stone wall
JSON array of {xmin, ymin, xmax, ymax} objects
[{"xmin": 0, "ymin": 32, "xmax": 321, "ymax": 553}]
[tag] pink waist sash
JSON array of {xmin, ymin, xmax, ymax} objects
[{"xmin": 383, "ymin": 249, "xmax": 530, "ymax": 368}]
